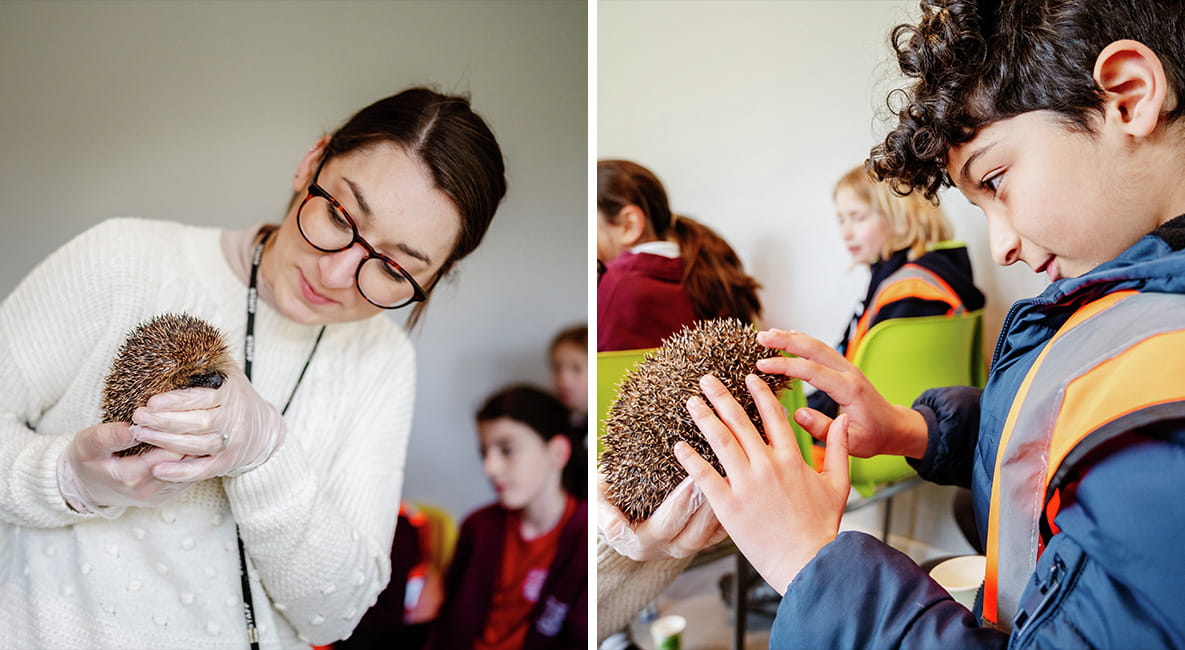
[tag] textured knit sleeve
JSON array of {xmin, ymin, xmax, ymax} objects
[
  {"xmin": 222, "ymin": 322, "xmax": 415, "ymax": 646},
  {"xmin": 595, "ymin": 537, "xmax": 692, "ymax": 643},
  {"xmin": 0, "ymin": 219, "xmax": 143, "ymax": 527}
]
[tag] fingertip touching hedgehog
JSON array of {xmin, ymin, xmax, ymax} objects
[
  {"xmin": 102, "ymin": 313, "xmax": 233, "ymax": 457},
  {"xmin": 599, "ymin": 318, "xmax": 792, "ymax": 524}
]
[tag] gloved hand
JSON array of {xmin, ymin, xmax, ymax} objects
[
  {"xmin": 597, "ymin": 473, "xmax": 727, "ymax": 561},
  {"xmin": 131, "ymin": 365, "xmax": 286, "ymax": 482},
  {"xmin": 58, "ymin": 422, "xmax": 190, "ymax": 515}
]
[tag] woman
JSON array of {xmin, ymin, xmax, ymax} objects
[{"xmin": 0, "ymin": 87, "xmax": 506, "ymax": 649}]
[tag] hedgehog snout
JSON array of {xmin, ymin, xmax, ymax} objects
[{"xmin": 183, "ymin": 369, "xmax": 226, "ymax": 390}]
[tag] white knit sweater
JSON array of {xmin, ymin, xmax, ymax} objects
[{"xmin": 0, "ymin": 218, "xmax": 416, "ymax": 649}]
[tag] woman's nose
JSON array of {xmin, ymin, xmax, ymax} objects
[{"xmin": 318, "ymin": 244, "xmax": 368, "ymax": 288}]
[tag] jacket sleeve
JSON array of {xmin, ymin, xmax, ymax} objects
[
  {"xmin": 770, "ymin": 532, "xmax": 1008, "ymax": 649},
  {"xmin": 908, "ymin": 386, "xmax": 983, "ymax": 488}
]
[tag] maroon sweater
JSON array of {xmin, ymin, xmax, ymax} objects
[
  {"xmin": 597, "ymin": 251, "xmax": 696, "ymax": 351},
  {"xmin": 432, "ymin": 500, "xmax": 587, "ymax": 649}
]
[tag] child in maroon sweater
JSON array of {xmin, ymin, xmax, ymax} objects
[{"xmin": 433, "ymin": 385, "xmax": 586, "ymax": 649}]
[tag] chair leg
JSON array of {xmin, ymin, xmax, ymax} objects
[
  {"xmin": 733, "ymin": 553, "xmax": 747, "ymax": 650},
  {"xmin": 881, "ymin": 495, "xmax": 894, "ymax": 543}
]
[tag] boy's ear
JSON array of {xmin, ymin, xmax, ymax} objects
[
  {"xmin": 547, "ymin": 434, "xmax": 572, "ymax": 469},
  {"xmin": 1093, "ymin": 39, "xmax": 1168, "ymax": 138}
]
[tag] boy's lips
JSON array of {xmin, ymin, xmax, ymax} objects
[{"xmin": 1035, "ymin": 256, "xmax": 1060, "ymax": 281}]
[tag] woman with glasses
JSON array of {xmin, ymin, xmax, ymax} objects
[{"xmin": 0, "ymin": 87, "xmax": 506, "ymax": 649}]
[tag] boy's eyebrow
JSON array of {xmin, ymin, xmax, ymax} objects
[{"xmin": 957, "ymin": 142, "xmax": 998, "ymax": 187}]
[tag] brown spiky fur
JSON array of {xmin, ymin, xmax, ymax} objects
[
  {"xmin": 102, "ymin": 314, "xmax": 233, "ymax": 457},
  {"xmin": 600, "ymin": 318, "xmax": 792, "ymax": 524}
]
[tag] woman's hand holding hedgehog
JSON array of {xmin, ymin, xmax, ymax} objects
[
  {"xmin": 597, "ymin": 474, "xmax": 727, "ymax": 561},
  {"xmin": 132, "ymin": 364, "xmax": 286, "ymax": 483},
  {"xmin": 57, "ymin": 422, "xmax": 190, "ymax": 514}
]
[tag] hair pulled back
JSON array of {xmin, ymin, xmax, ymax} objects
[
  {"xmin": 323, "ymin": 87, "xmax": 507, "ymax": 325},
  {"xmin": 597, "ymin": 160, "xmax": 762, "ymax": 325},
  {"xmin": 869, "ymin": 0, "xmax": 1185, "ymax": 200}
]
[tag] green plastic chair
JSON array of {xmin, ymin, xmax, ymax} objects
[{"xmin": 846, "ymin": 310, "xmax": 985, "ymax": 496}]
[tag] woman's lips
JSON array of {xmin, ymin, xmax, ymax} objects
[{"xmin": 299, "ymin": 271, "xmax": 336, "ymax": 305}]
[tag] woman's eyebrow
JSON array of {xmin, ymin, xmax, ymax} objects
[{"xmin": 344, "ymin": 176, "xmax": 433, "ymax": 266}]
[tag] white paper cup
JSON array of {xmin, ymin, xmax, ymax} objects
[
  {"xmin": 929, "ymin": 554, "xmax": 986, "ymax": 609},
  {"xmin": 649, "ymin": 614, "xmax": 686, "ymax": 650}
]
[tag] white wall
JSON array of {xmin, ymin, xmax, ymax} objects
[
  {"xmin": 0, "ymin": 1, "xmax": 587, "ymax": 521},
  {"xmin": 599, "ymin": 0, "xmax": 1046, "ymax": 557}
]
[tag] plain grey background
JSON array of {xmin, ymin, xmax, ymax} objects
[{"xmin": 0, "ymin": 1, "xmax": 587, "ymax": 521}]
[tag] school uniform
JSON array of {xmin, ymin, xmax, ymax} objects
[{"xmin": 597, "ymin": 242, "xmax": 696, "ymax": 352}]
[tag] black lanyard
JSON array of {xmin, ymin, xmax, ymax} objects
[{"xmin": 237, "ymin": 232, "xmax": 325, "ymax": 649}]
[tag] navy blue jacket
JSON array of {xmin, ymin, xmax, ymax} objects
[{"xmin": 772, "ymin": 217, "xmax": 1185, "ymax": 648}]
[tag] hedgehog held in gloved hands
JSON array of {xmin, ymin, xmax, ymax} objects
[
  {"xmin": 599, "ymin": 318, "xmax": 793, "ymax": 524},
  {"xmin": 102, "ymin": 313, "xmax": 233, "ymax": 457}
]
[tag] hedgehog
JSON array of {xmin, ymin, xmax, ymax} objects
[
  {"xmin": 102, "ymin": 313, "xmax": 233, "ymax": 457},
  {"xmin": 599, "ymin": 318, "xmax": 792, "ymax": 524}
]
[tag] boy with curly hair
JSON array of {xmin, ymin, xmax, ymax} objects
[{"xmin": 673, "ymin": 0, "xmax": 1185, "ymax": 646}]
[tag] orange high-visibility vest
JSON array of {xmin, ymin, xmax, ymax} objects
[
  {"xmin": 982, "ymin": 290, "xmax": 1185, "ymax": 630},
  {"xmin": 845, "ymin": 264, "xmax": 964, "ymax": 361}
]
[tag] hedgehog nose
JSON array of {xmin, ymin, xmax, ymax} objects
[{"xmin": 186, "ymin": 371, "xmax": 225, "ymax": 390}]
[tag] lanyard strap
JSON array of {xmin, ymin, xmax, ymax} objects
[{"xmin": 237, "ymin": 232, "xmax": 325, "ymax": 649}]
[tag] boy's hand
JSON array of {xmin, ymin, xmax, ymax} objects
[
  {"xmin": 675, "ymin": 373, "xmax": 850, "ymax": 594},
  {"xmin": 755, "ymin": 329, "xmax": 928, "ymax": 459},
  {"xmin": 598, "ymin": 473, "xmax": 727, "ymax": 561}
]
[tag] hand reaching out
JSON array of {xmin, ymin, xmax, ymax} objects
[
  {"xmin": 598, "ymin": 473, "xmax": 727, "ymax": 562},
  {"xmin": 675, "ymin": 373, "xmax": 851, "ymax": 594},
  {"xmin": 755, "ymin": 329, "xmax": 928, "ymax": 460}
]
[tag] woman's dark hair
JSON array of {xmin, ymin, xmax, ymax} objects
[
  {"xmin": 323, "ymin": 87, "xmax": 507, "ymax": 326},
  {"xmin": 869, "ymin": 0, "xmax": 1185, "ymax": 200},
  {"xmin": 597, "ymin": 160, "xmax": 763, "ymax": 324},
  {"xmin": 548, "ymin": 324, "xmax": 587, "ymax": 356},
  {"xmin": 477, "ymin": 384, "xmax": 584, "ymax": 498}
]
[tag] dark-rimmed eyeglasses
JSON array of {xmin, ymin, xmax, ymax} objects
[{"xmin": 295, "ymin": 164, "xmax": 428, "ymax": 310}]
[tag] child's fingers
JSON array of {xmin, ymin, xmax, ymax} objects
[
  {"xmin": 822, "ymin": 414, "xmax": 852, "ymax": 486},
  {"xmin": 794, "ymin": 407, "xmax": 835, "ymax": 443},
  {"xmin": 747, "ymin": 374, "xmax": 801, "ymax": 454},
  {"xmin": 686, "ymin": 395, "xmax": 749, "ymax": 469},
  {"xmin": 699, "ymin": 374, "xmax": 767, "ymax": 460},
  {"xmin": 673, "ymin": 441, "xmax": 731, "ymax": 508}
]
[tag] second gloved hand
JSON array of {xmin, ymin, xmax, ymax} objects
[
  {"xmin": 131, "ymin": 365, "xmax": 286, "ymax": 482},
  {"xmin": 597, "ymin": 473, "xmax": 727, "ymax": 561}
]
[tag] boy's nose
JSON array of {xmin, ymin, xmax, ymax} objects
[
  {"xmin": 319, "ymin": 244, "xmax": 368, "ymax": 289},
  {"xmin": 987, "ymin": 213, "xmax": 1022, "ymax": 267}
]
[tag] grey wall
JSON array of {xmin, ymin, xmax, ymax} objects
[{"xmin": 0, "ymin": 1, "xmax": 587, "ymax": 520}]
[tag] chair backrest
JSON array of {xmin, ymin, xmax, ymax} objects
[
  {"xmin": 409, "ymin": 501, "xmax": 459, "ymax": 574},
  {"xmin": 596, "ymin": 348, "xmax": 655, "ymax": 455},
  {"xmin": 846, "ymin": 310, "xmax": 985, "ymax": 495}
]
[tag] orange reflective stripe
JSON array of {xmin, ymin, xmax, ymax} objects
[
  {"xmin": 873, "ymin": 276, "xmax": 961, "ymax": 311},
  {"xmin": 982, "ymin": 290, "xmax": 1137, "ymax": 625}
]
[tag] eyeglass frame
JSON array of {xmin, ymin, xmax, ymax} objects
[{"xmin": 295, "ymin": 160, "xmax": 429, "ymax": 310}]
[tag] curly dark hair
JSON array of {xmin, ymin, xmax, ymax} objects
[{"xmin": 869, "ymin": 0, "xmax": 1185, "ymax": 200}]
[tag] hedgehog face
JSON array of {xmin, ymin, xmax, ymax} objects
[{"xmin": 102, "ymin": 314, "xmax": 233, "ymax": 457}]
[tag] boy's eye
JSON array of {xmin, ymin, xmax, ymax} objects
[{"xmin": 978, "ymin": 170, "xmax": 1005, "ymax": 195}]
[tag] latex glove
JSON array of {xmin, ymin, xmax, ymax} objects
[
  {"xmin": 58, "ymin": 422, "xmax": 190, "ymax": 515},
  {"xmin": 598, "ymin": 472, "xmax": 727, "ymax": 561},
  {"xmin": 675, "ymin": 373, "xmax": 851, "ymax": 594},
  {"xmin": 131, "ymin": 365, "xmax": 286, "ymax": 482},
  {"xmin": 754, "ymin": 329, "xmax": 928, "ymax": 459}
]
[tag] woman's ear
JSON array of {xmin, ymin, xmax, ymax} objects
[
  {"xmin": 292, "ymin": 134, "xmax": 331, "ymax": 192},
  {"xmin": 547, "ymin": 434, "xmax": 572, "ymax": 469},
  {"xmin": 1094, "ymin": 39, "xmax": 1168, "ymax": 138},
  {"xmin": 616, "ymin": 204, "xmax": 649, "ymax": 247}
]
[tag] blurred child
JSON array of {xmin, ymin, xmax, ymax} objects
[
  {"xmin": 675, "ymin": 1, "xmax": 1185, "ymax": 647},
  {"xmin": 434, "ymin": 385, "xmax": 587, "ymax": 649},
  {"xmin": 597, "ymin": 160, "xmax": 762, "ymax": 351},
  {"xmin": 549, "ymin": 324, "xmax": 588, "ymax": 499},
  {"xmin": 808, "ymin": 164, "xmax": 985, "ymax": 418}
]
